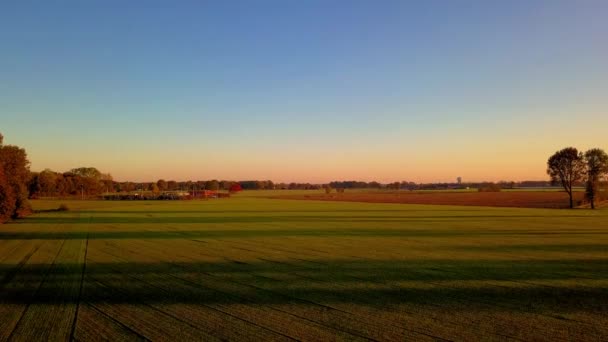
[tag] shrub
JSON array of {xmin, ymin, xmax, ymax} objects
[{"xmin": 58, "ymin": 203, "xmax": 70, "ymax": 211}]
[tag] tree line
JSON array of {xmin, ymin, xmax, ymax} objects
[
  {"xmin": 547, "ymin": 147, "xmax": 608, "ymax": 209},
  {"xmin": 3, "ymin": 131, "xmax": 607, "ymax": 223},
  {"xmin": 29, "ymin": 167, "xmax": 114, "ymax": 198},
  {"xmin": 27, "ymin": 175, "xmax": 323, "ymax": 196}
]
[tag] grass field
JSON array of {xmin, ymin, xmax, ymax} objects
[{"xmin": 1, "ymin": 195, "xmax": 607, "ymax": 341}]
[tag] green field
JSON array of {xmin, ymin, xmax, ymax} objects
[{"xmin": 1, "ymin": 195, "xmax": 607, "ymax": 341}]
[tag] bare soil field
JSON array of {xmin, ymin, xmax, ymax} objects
[{"xmin": 276, "ymin": 191, "xmax": 585, "ymax": 208}]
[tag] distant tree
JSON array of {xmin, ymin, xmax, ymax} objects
[
  {"xmin": 254, "ymin": 180, "xmax": 264, "ymax": 190},
  {"xmin": 55, "ymin": 174, "xmax": 68, "ymax": 196},
  {"xmin": 368, "ymin": 181, "xmax": 381, "ymax": 189},
  {"xmin": 70, "ymin": 167, "xmax": 102, "ymax": 180},
  {"xmin": 151, "ymin": 183, "xmax": 160, "ymax": 194},
  {"xmin": 100, "ymin": 173, "xmax": 113, "ymax": 181},
  {"xmin": 157, "ymin": 179, "xmax": 168, "ymax": 191},
  {"xmin": 547, "ymin": 147, "xmax": 586, "ymax": 208},
  {"xmin": 122, "ymin": 182, "xmax": 136, "ymax": 193},
  {"xmin": 324, "ymin": 185, "xmax": 333, "ymax": 194},
  {"xmin": 183, "ymin": 181, "xmax": 193, "ymax": 191},
  {"xmin": 477, "ymin": 183, "xmax": 501, "ymax": 192},
  {"xmin": 266, "ymin": 180, "xmax": 274, "ymax": 190},
  {"xmin": 100, "ymin": 179, "xmax": 114, "ymax": 193},
  {"xmin": 195, "ymin": 181, "xmax": 206, "ymax": 190},
  {"xmin": 400, "ymin": 181, "xmax": 417, "ymax": 190},
  {"xmin": 38, "ymin": 169, "xmax": 58, "ymax": 196},
  {"xmin": 28, "ymin": 172, "xmax": 41, "ymax": 198},
  {"xmin": 220, "ymin": 180, "xmax": 233, "ymax": 190},
  {"xmin": 388, "ymin": 182, "xmax": 400, "ymax": 190},
  {"xmin": 167, "ymin": 180, "xmax": 178, "ymax": 191},
  {"xmin": 583, "ymin": 148, "xmax": 608, "ymax": 209},
  {"xmin": 205, "ymin": 180, "xmax": 220, "ymax": 191},
  {"xmin": 498, "ymin": 181, "xmax": 516, "ymax": 189}
]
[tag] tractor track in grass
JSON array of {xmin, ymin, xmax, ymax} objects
[
  {"xmin": 92, "ymin": 245, "xmax": 379, "ymax": 341},
  {"xmin": 95, "ymin": 239, "xmax": 433, "ymax": 341},
  {"xmin": 85, "ymin": 253, "xmax": 302, "ymax": 341},
  {"xmin": 98, "ymin": 238, "xmax": 471, "ymax": 341},
  {"xmin": 69, "ymin": 213, "xmax": 91, "ymax": 342},
  {"xmin": 7, "ymin": 239, "xmax": 67, "ymax": 340},
  {"xmin": 208, "ymin": 238, "xmax": 601, "ymax": 340},
  {"xmin": 0, "ymin": 243, "xmax": 42, "ymax": 289},
  {"xmin": 147, "ymin": 237, "xmax": 521, "ymax": 340},
  {"xmin": 76, "ymin": 302, "xmax": 151, "ymax": 341}
]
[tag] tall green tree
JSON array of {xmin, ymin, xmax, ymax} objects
[
  {"xmin": 584, "ymin": 148, "xmax": 608, "ymax": 209},
  {"xmin": 547, "ymin": 147, "xmax": 586, "ymax": 208}
]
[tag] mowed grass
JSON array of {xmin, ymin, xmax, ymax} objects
[{"xmin": 0, "ymin": 196, "xmax": 607, "ymax": 341}]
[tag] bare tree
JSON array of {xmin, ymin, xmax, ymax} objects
[
  {"xmin": 547, "ymin": 147, "xmax": 585, "ymax": 208},
  {"xmin": 584, "ymin": 148, "xmax": 608, "ymax": 209}
]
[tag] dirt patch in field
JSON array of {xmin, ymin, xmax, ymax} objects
[{"xmin": 274, "ymin": 191, "xmax": 585, "ymax": 209}]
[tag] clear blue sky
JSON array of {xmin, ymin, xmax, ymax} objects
[{"xmin": 1, "ymin": 1, "xmax": 607, "ymax": 182}]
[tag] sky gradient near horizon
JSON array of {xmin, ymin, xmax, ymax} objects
[{"xmin": 1, "ymin": 1, "xmax": 607, "ymax": 183}]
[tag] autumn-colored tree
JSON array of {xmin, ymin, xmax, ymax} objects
[
  {"xmin": 0, "ymin": 133, "xmax": 32, "ymax": 220},
  {"xmin": 584, "ymin": 148, "xmax": 608, "ymax": 209},
  {"xmin": 547, "ymin": 147, "xmax": 586, "ymax": 208},
  {"xmin": 229, "ymin": 183, "xmax": 243, "ymax": 193},
  {"xmin": 122, "ymin": 182, "xmax": 136, "ymax": 192},
  {"xmin": 0, "ymin": 165, "xmax": 16, "ymax": 223},
  {"xmin": 38, "ymin": 169, "xmax": 58, "ymax": 196}
]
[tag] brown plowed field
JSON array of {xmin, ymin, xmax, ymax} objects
[{"xmin": 277, "ymin": 191, "xmax": 585, "ymax": 208}]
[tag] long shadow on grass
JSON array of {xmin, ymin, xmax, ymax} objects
[
  {"xmin": 0, "ymin": 259, "xmax": 607, "ymax": 313},
  {"xmin": 71, "ymin": 209, "xmax": 498, "ymax": 215},
  {"xmin": 2, "ymin": 229, "xmax": 608, "ymax": 240},
  {"xmin": 13, "ymin": 214, "xmax": 597, "ymax": 225}
]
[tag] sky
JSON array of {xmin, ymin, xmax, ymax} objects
[{"xmin": 1, "ymin": 0, "xmax": 607, "ymax": 183}]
